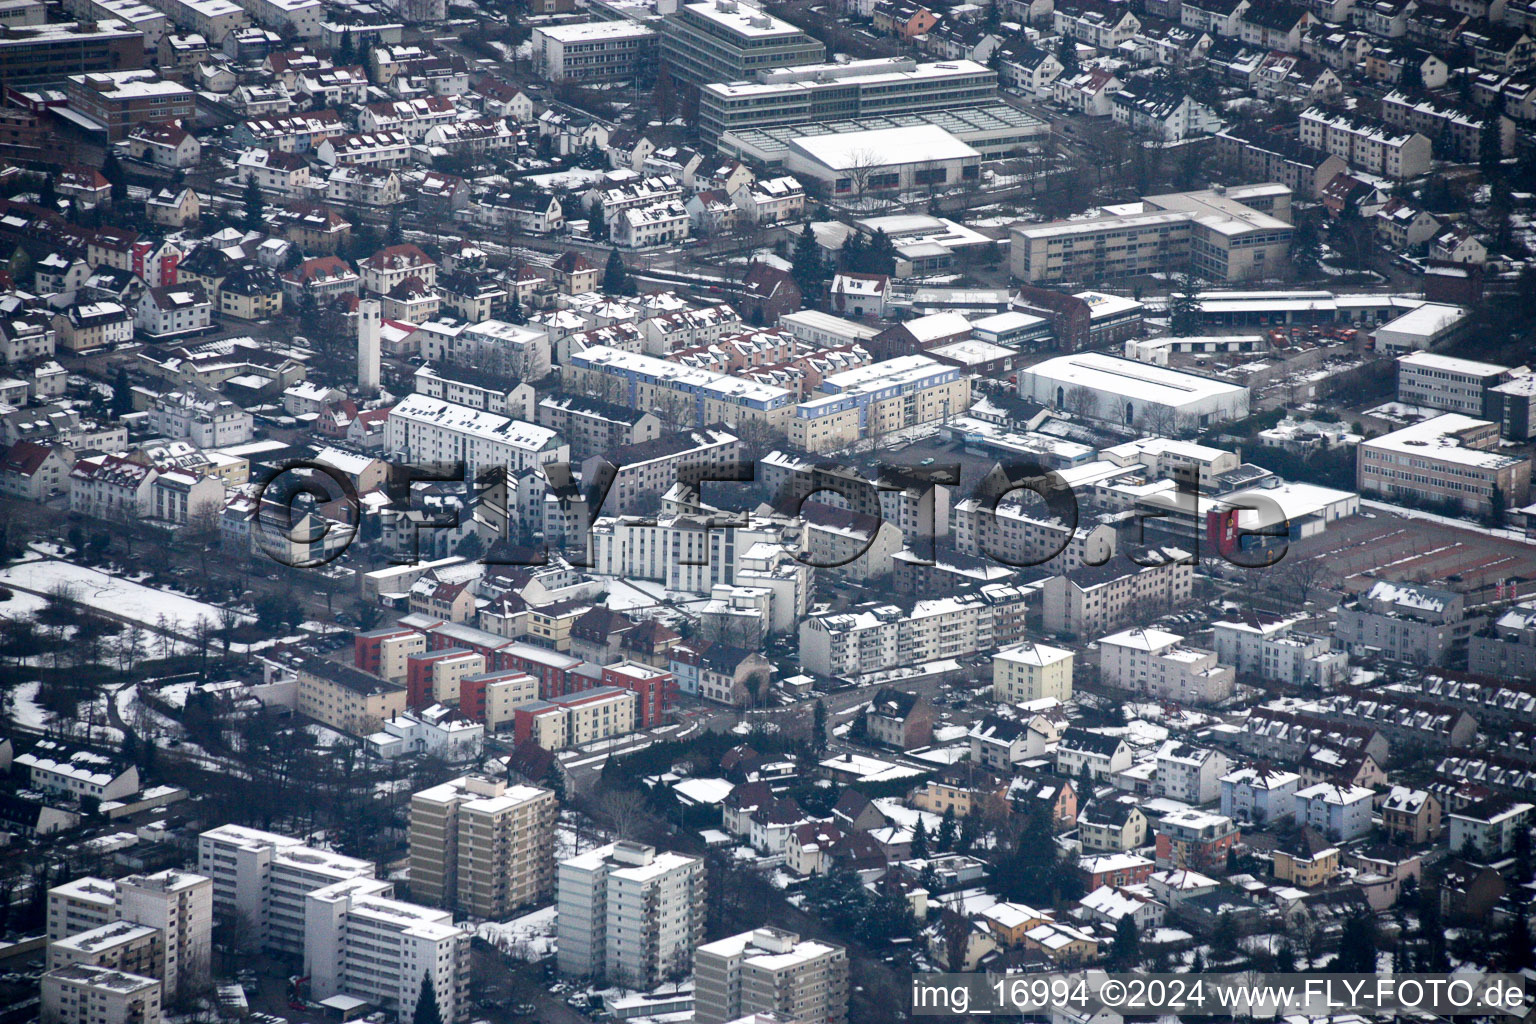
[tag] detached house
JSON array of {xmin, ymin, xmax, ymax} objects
[
  {"xmin": 126, "ymin": 120, "xmax": 200, "ymax": 168},
  {"xmin": 135, "ymin": 284, "xmax": 212, "ymax": 339},
  {"xmin": 864, "ymin": 687, "xmax": 934, "ymax": 749}
]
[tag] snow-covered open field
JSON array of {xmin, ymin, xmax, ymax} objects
[{"xmin": 0, "ymin": 561, "xmax": 252, "ymax": 635}]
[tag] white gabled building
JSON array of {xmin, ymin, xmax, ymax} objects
[
  {"xmin": 1154, "ymin": 740, "xmax": 1231, "ymax": 805},
  {"xmin": 612, "ymin": 201, "xmax": 690, "ymax": 248},
  {"xmin": 1219, "ymin": 766, "xmax": 1300, "ymax": 825},
  {"xmin": 16, "ymin": 740, "xmax": 140, "ymax": 802},
  {"xmin": 1097, "ymin": 627, "xmax": 1235, "ymax": 706},
  {"xmin": 386, "ymin": 393, "xmax": 568, "ymax": 479},
  {"xmin": 731, "ymin": 175, "xmax": 805, "ymax": 224}
]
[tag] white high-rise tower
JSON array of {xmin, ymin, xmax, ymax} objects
[{"xmin": 357, "ymin": 298, "xmax": 381, "ymax": 392}]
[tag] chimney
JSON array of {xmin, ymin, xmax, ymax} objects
[{"xmin": 357, "ymin": 298, "xmax": 381, "ymax": 393}]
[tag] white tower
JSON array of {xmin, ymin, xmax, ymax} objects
[{"xmin": 357, "ymin": 298, "xmax": 381, "ymax": 393}]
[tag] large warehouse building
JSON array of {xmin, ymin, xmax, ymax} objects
[{"xmin": 1020, "ymin": 352, "xmax": 1251, "ymax": 431}]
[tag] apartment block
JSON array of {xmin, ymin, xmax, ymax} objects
[
  {"xmin": 1380, "ymin": 90, "xmax": 1514, "ymax": 163},
  {"xmin": 1212, "ymin": 614, "xmax": 1346, "ymax": 688},
  {"xmin": 41, "ymin": 964, "xmax": 162, "ymax": 1024},
  {"xmin": 196, "ymin": 824, "xmax": 376, "ymax": 955},
  {"xmin": 556, "ymin": 841, "xmax": 706, "ymax": 987},
  {"xmin": 1156, "ymin": 741, "xmax": 1231, "ymax": 804},
  {"xmin": 45, "ymin": 872, "xmax": 212, "ymax": 998},
  {"xmin": 800, "ymin": 590, "xmax": 1030, "ymax": 678},
  {"xmin": 1041, "ymin": 550, "xmax": 1195, "ymax": 637},
  {"xmin": 564, "ymin": 345, "xmax": 795, "ymax": 435},
  {"xmin": 409, "ymin": 776, "xmax": 557, "ymax": 917},
  {"xmin": 1447, "ymin": 796, "xmax": 1533, "ymax": 858},
  {"xmin": 1098, "ymin": 627, "xmax": 1235, "ymax": 706},
  {"xmin": 354, "ymin": 625, "xmax": 428, "ymax": 683},
  {"xmin": 1298, "ymin": 107, "xmax": 1431, "ymax": 178},
  {"xmin": 788, "ymin": 354, "xmax": 971, "ymax": 454},
  {"xmin": 304, "ymin": 879, "xmax": 470, "ymax": 1024},
  {"xmin": 47, "ymin": 923, "xmax": 163, "ymax": 983},
  {"xmin": 512, "ymin": 686, "xmax": 639, "ymax": 750},
  {"xmin": 1335, "ymin": 579, "xmax": 1483, "ymax": 666},
  {"xmin": 387, "ymin": 393, "xmax": 568, "ymax": 481},
  {"xmin": 1356, "ymin": 414, "xmax": 1531, "ymax": 516},
  {"xmin": 694, "ymin": 927, "xmax": 849, "ymax": 1024},
  {"xmin": 1293, "ymin": 782, "xmax": 1375, "ymax": 840},
  {"xmin": 659, "ymin": 0, "xmax": 825, "ymax": 88},
  {"xmin": 1219, "ymin": 767, "xmax": 1301, "ymax": 826},
  {"xmin": 951, "ymin": 498, "xmax": 1118, "ymax": 574},
  {"xmin": 992, "ymin": 642, "xmax": 1074, "ymax": 703},
  {"xmin": 294, "ymin": 654, "xmax": 408, "ymax": 736}
]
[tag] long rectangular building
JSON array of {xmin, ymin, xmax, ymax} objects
[
  {"xmin": 698, "ymin": 56, "xmax": 996, "ymax": 141},
  {"xmin": 1356, "ymin": 413, "xmax": 1531, "ymax": 515},
  {"xmin": 532, "ymin": 21, "xmax": 657, "ymax": 81},
  {"xmin": 1010, "ymin": 185, "xmax": 1293, "ymax": 283},
  {"xmin": 563, "ymin": 345, "xmax": 795, "ymax": 434},
  {"xmin": 386, "ymin": 393, "xmax": 568, "ymax": 480},
  {"xmin": 787, "ymin": 353, "xmax": 971, "ymax": 453},
  {"xmin": 659, "ymin": 0, "xmax": 824, "ymax": 88}
]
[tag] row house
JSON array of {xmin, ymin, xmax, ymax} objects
[
  {"xmin": 1110, "ymin": 82, "xmax": 1222, "ymax": 140},
  {"xmin": 272, "ymin": 203, "xmax": 351, "ymax": 253},
  {"xmin": 316, "ymin": 130, "xmax": 412, "ymax": 168},
  {"xmin": 1299, "ymin": 106, "xmax": 1433, "ymax": 177},
  {"xmin": 1182, "ymin": 0, "xmax": 1252, "ymax": 34},
  {"xmin": 423, "ymin": 117, "xmax": 519, "ymax": 156},
  {"xmin": 358, "ymin": 96, "xmax": 458, "ymax": 141},
  {"xmin": 1053, "ymin": 68, "xmax": 1123, "ymax": 115},
  {"xmin": 69, "ymin": 454, "xmax": 157, "ymax": 520},
  {"xmin": 1379, "ymin": 90, "xmax": 1515, "ymax": 162},
  {"xmin": 1355, "ymin": 0, "xmax": 1414, "ymax": 36},
  {"xmin": 230, "ymin": 110, "xmax": 344, "ymax": 152},
  {"xmin": 1132, "ymin": 21, "xmax": 1214, "ymax": 64},
  {"xmin": 1213, "ymin": 125, "xmax": 1348, "ymax": 198},
  {"xmin": 1253, "ymin": 53, "xmax": 1344, "ymax": 101},
  {"xmin": 1363, "ymin": 44, "xmax": 1449, "ymax": 87},
  {"xmin": 295, "ymin": 65, "xmax": 369, "ymax": 107},
  {"xmin": 472, "ymin": 191, "xmax": 564, "ymax": 235},
  {"xmin": 1055, "ymin": 0, "xmax": 1143, "ymax": 48}
]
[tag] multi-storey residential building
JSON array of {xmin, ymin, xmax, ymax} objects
[
  {"xmin": 45, "ymin": 871, "xmax": 211, "ymax": 997},
  {"xmin": 697, "ymin": 57, "xmax": 995, "ymax": 140},
  {"xmin": 304, "ymin": 879, "xmax": 470, "ymax": 1024},
  {"xmin": 992, "ymin": 643, "xmax": 1074, "ymax": 703},
  {"xmin": 556, "ymin": 841, "xmax": 706, "ymax": 987},
  {"xmin": 1380, "ymin": 90, "xmax": 1514, "ymax": 163},
  {"xmin": 47, "ymin": 923, "xmax": 163, "ymax": 983},
  {"xmin": 1219, "ymin": 766, "xmax": 1301, "ymax": 825},
  {"xmin": 788, "ymin": 354, "xmax": 971, "ymax": 453},
  {"xmin": 41, "ymin": 964, "xmax": 162, "ymax": 1024},
  {"xmin": 532, "ymin": 22, "xmax": 656, "ymax": 81},
  {"xmin": 800, "ymin": 590, "xmax": 1032, "ymax": 677},
  {"xmin": 952, "ymin": 499, "xmax": 1118, "ymax": 574},
  {"xmin": 694, "ymin": 927, "xmax": 849, "ymax": 1024},
  {"xmin": 512, "ymin": 686, "xmax": 639, "ymax": 749},
  {"xmin": 588, "ymin": 428, "xmax": 741, "ymax": 515},
  {"xmin": 1298, "ymin": 107, "xmax": 1433, "ymax": 179},
  {"xmin": 1381, "ymin": 786, "xmax": 1442, "ymax": 843},
  {"xmin": 145, "ymin": 0, "xmax": 250, "ymax": 41},
  {"xmin": 1356, "ymin": 414, "xmax": 1530, "ymax": 516},
  {"xmin": 1010, "ymin": 185, "xmax": 1293, "ymax": 283},
  {"xmin": 1041, "ymin": 549, "xmax": 1194, "ymax": 638},
  {"xmin": 1156, "ymin": 741, "xmax": 1231, "ymax": 804},
  {"xmin": 1214, "ymin": 126, "xmax": 1348, "ymax": 198},
  {"xmin": 659, "ymin": 0, "xmax": 825, "ymax": 87},
  {"xmin": 147, "ymin": 390, "xmax": 253, "ymax": 448},
  {"xmin": 354, "ymin": 626, "xmax": 429, "ymax": 683},
  {"xmin": 1448, "ymin": 796, "xmax": 1533, "ymax": 858},
  {"xmin": 196, "ymin": 824, "xmax": 376, "ymax": 956},
  {"xmin": 1334, "ymin": 579, "xmax": 1485, "ymax": 666},
  {"xmin": 295, "ymin": 655, "xmax": 408, "ymax": 736},
  {"xmin": 1294, "ymin": 782, "xmax": 1376, "ymax": 840},
  {"xmin": 408, "ymin": 776, "xmax": 557, "ymax": 919},
  {"xmin": 1097, "ymin": 627, "xmax": 1235, "ymax": 706},
  {"xmin": 537, "ymin": 395, "xmax": 660, "ymax": 462},
  {"xmin": 565, "ymin": 345, "xmax": 795, "ymax": 434},
  {"xmin": 66, "ymin": 70, "xmax": 195, "ymax": 140},
  {"xmin": 1153, "ymin": 809, "xmax": 1240, "ymax": 870},
  {"xmin": 387, "ymin": 394, "xmax": 568, "ymax": 480},
  {"xmin": 1056, "ymin": 727, "xmax": 1133, "ymax": 781}
]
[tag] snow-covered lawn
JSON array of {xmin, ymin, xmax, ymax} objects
[
  {"xmin": 9, "ymin": 680, "xmax": 49, "ymax": 729},
  {"xmin": 477, "ymin": 905, "xmax": 556, "ymax": 959},
  {"xmin": 0, "ymin": 561, "xmax": 252, "ymax": 635}
]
